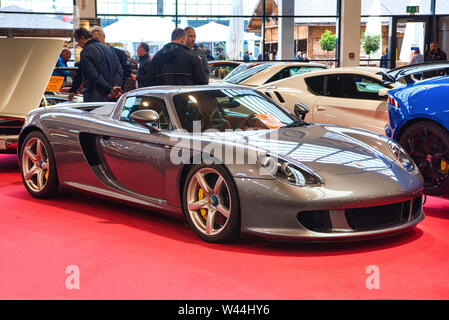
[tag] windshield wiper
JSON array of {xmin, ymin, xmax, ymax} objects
[{"xmin": 282, "ymin": 120, "xmax": 310, "ymax": 128}]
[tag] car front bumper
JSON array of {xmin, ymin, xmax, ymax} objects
[{"xmin": 235, "ymin": 176, "xmax": 425, "ymax": 242}]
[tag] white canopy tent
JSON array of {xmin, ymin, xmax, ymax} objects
[
  {"xmin": 196, "ymin": 21, "xmax": 260, "ymax": 43},
  {"xmin": 103, "ymin": 17, "xmax": 175, "ymax": 54}
]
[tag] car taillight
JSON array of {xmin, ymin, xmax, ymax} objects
[{"xmin": 388, "ymin": 95, "xmax": 400, "ymax": 108}]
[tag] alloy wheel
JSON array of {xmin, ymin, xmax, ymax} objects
[
  {"xmin": 186, "ymin": 168, "xmax": 232, "ymax": 236},
  {"xmin": 21, "ymin": 137, "xmax": 50, "ymax": 193}
]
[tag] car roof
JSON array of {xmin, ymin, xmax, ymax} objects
[{"xmin": 278, "ymin": 66, "xmax": 386, "ymax": 79}]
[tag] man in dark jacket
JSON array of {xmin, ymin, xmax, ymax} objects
[
  {"xmin": 90, "ymin": 26, "xmax": 131, "ymax": 90},
  {"xmin": 73, "ymin": 28, "xmax": 123, "ymax": 102},
  {"xmin": 136, "ymin": 42, "xmax": 152, "ymax": 88},
  {"xmin": 146, "ymin": 28, "xmax": 209, "ymax": 86},
  {"xmin": 424, "ymin": 42, "xmax": 448, "ymax": 78},
  {"xmin": 425, "ymin": 42, "xmax": 447, "ymax": 62},
  {"xmin": 185, "ymin": 26, "xmax": 209, "ymax": 78}
]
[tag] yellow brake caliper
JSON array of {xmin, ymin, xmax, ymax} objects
[
  {"xmin": 44, "ymin": 158, "xmax": 49, "ymax": 180},
  {"xmin": 198, "ymin": 188, "xmax": 208, "ymax": 220},
  {"xmin": 441, "ymin": 160, "xmax": 449, "ymax": 175}
]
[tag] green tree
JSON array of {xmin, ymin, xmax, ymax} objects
[
  {"xmin": 362, "ymin": 33, "xmax": 381, "ymax": 65},
  {"xmin": 320, "ymin": 30, "xmax": 337, "ymax": 60}
]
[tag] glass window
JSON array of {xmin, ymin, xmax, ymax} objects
[
  {"xmin": 224, "ymin": 63, "xmax": 274, "ymax": 84},
  {"xmin": 120, "ymin": 96, "xmax": 171, "ymax": 130},
  {"xmin": 361, "ymin": 0, "xmax": 431, "ymax": 16},
  {"xmin": 293, "ymin": 0, "xmax": 337, "ymax": 16},
  {"xmin": 209, "ymin": 63, "xmax": 241, "ymax": 80},
  {"xmin": 305, "ymin": 76, "xmax": 325, "ymax": 95},
  {"xmin": 322, "ymin": 75, "xmax": 389, "ymax": 100},
  {"xmin": 266, "ymin": 66, "xmax": 326, "ymax": 84},
  {"xmin": 173, "ymin": 89, "xmax": 295, "ymax": 132},
  {"xmin": 436, "ymin": 0, "xmax": 449, "ymax": 14},
  {"xmin": 324, "ymin": 75, "xmax": 345, "ymax": 98},
  {"xmin": 1, "ymin": 0, "xmax": 73, "ymax": 13}
]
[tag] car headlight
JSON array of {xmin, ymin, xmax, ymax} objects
[
  {"xmin": 388, "ymin": 140, "xmax": 415, "ymax": 172},
  {"xmin": 257, "ymin": 153, "xmax": 321, "ymax": 186}
]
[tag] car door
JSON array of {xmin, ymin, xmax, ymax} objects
[
  {"xmin": 312, "ymin": 74, "xmax": 390, "ymax": 134},
  {"xmin": 96, "ymin": 95, "xmax": 172, "ymax": 200}
]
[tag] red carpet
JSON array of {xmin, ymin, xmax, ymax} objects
[{"xmin": 1, "ymin": 154, "xmax": 449, "ymax": 299}]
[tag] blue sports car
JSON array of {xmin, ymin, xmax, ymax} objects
[{"xmin": 383, "ymin": 62, "xmax": 449, "ymax": 197}]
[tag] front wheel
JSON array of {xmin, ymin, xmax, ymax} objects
[
  {"xmin": 20, "ymin": 131, "xmax": 59, "ymax": 198},
  {"xmin": 182, "ymin": 165, "xmax": 240, "ymax": 243},
  {"xmin": 399, "ymin": 121, "xmax": 449, "ymax": 196}
]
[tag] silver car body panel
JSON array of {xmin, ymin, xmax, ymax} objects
[{"xmin": 19, "ymin": 84, "xmax": 425, "ymax": 241}]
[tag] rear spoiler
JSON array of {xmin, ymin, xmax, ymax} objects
[{"xmin": 378, "ymin": 61, "xmax": 449, "ymax": 84}]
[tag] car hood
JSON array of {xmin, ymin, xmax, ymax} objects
[
  {"xmin": 200, "ymin": 124, "xmax": 394, "ymax": 176},
  {"xmin": 0, "ymin": 38, "xmax": 63, "ymax": 118}
]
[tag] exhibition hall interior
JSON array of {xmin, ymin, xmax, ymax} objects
[{"xmin": 1, "ymin": 0, "xmax": 449, "ymax": 300}]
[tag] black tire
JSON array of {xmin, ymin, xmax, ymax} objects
[
  {"xmin": 20, "ymin": 130, "xmax": 59, "ymax": 198},
  {"xmin": 399, "ymin": 121, "xmax": 449, "ymax": 196},
  {"xmin": 182, "ymin": 164, "xmax": 240, "ymax": 243}
]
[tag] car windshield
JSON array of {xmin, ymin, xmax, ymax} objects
[
  {"xmin": 223, "ymin": 64, "xmax": 249, "ymax": 80},
  {"xmin": 224, "ymin": 64, "xmax": 273, "ymax": 84},
  {"xmin": 172, "ymin": 89, "xmax": 296, "ymax": 132}
]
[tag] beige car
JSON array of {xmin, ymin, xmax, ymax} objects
[
  {"xmin": 257, "ymin": 67, "xmax": 400, "ymax": 135},
  {"xmin": 224, "ymin": 62, "xmax": 328, "ymax": 87}
]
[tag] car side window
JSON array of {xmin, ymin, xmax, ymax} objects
[
  {"xmin": 305, "ymin": 75, "xmax": 325, "ymax": 95},
  {"xmin": 324, "ymin": 75, "xmax": 368, "ymax": 99},
  {"xmin": 352, "ymin": 76, "xmax": 389, "ymax": 100},
  {"xmin": 266, "ymin": 67, "xmax": 291, "ymax": 83},
  {"xmin": 120, "ymin": 96, "xmax": 171, "ymax": 130}
]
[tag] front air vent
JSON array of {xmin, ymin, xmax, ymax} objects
[
  {"xmin": 345, "ymin": 202, "xmax": 405, "ymax": 231},
  {"xmin": 273, "ymin": 91, "xmax": 285, "ymax": 103},
  {"xmin": 297, "ymin": 210, "xmax": 332, "ymax": 233},
  {"xmin": 265, "ymin": 92, "xmax": 273, "ymax": 99}
]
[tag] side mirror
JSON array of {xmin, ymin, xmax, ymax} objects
[
  {"xmin": 130, "ymin": 109, "xmax": 161, "ymax": 132},
  {"xmin": 294, "ymin": 103, "xmax": 310, "ymax": 121}
]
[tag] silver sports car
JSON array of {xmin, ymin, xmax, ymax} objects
[{"xmin": 18, "ymin": 84, "xmax": 424, "ymax": 243}]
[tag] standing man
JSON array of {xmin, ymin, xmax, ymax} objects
[
  {"xmin": 425, "ymin": 42, "xmax": 447, "ymax": 62},
  {"xmin": 90, "ymin": 26, "xmax": 131, "ymax": 90},
  {"xmin": 147, "ymin": 28, "xmax": 208, "ymax": 86},
  {"xmin": 135, "ymin": 42, "xmax": 152, "ymax": 88},
  {"xmin": 52, "ymin": 48, "xmax": 71, "ymax": 80},
  {"xmin": 73, "ymin": 28, "xmax": 123, "ymax": 102},
  {"xmin": 424, "ymin": 42, "xmax": 448, "ymax": 78},
  {"xmin": 380, "ymin": 49, "xmax": 389, "ymax": 69},
  {"xmin": 185, "ymin": 26, "xmax": 209, "ymax": 79}
]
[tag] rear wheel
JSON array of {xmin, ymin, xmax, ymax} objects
[
  {"xmin": 182, "ymin": 165, "xmax": 240, "ymax": 243},
  {"xmin": 20, "ymin": 131, "xmax": 59, "ymax": 198},
  {"xmin": 399, "ymin": 121, "xmax": 449, "ymax": 196}
]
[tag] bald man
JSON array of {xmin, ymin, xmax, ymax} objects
[
  {"xmin": 90, "ymin": 25, "xmax": 131, "ymax": 89},
  {"xmin": 52, "ymin": 47, "xmax": 71, "ymax": 79},
  {"xmin": 185, "ymin": 26, "xmax": 209, "ymax": 78}
]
